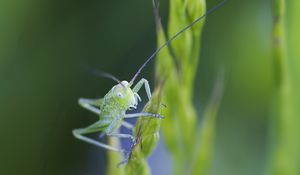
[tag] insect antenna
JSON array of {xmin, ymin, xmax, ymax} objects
[
  {"xmin": 129, "ymin": 0, "xmax": 228, "ymax": 85},
  {"xmin": 91, "ymin": 69, "xmax": 126, "ymax": 87}
]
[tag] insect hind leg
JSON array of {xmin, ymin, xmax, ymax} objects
[
  {"xmin": 73, "ymin": 129, "xmax": 127, "ymax": 153},
  {"xmin": 72, "ymin": 120, "xmax": 127, "ymax": 153},
  {"xmin": 78, "ymin": 98, "xmax": 103, "ymax": 115}
]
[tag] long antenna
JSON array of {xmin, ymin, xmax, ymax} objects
[
  {"xmin": 129, "ymin": 0, "xmax": 228, "ymax": 85},
  {"xmin": 91, "ymin": 69, "xmax": 125, "ymax": 87}
]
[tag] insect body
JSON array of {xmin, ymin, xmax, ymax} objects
[{"xmin": 73, "ymin": 79, "xmax": 163, "ymax": 153}]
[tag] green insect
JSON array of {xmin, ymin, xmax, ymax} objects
[
  {"xmin": 73, "ymin": 0, "xmax": 227, "ymax": 163},
  {"xmin": 72, "ymin": 74, "xmax": 162, "ymax": 153}
]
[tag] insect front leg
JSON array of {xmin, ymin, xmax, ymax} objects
[
  {"xmin": 78, "ymin": 98, "xmax": 103, "ymax": 115},
  {"xmin": 72, "ymin": 120, "xmax": 127, "ymax": 153},
  {"xmin": 132, "ymin": 78, "xmax": 152, "ymax": 100}
]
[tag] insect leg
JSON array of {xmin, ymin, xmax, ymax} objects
[
  {"xmin": 124, "ymin": 112, "xmax": 164, "ymax": 119},
  {"xmin": 122, "ymin": 121, "xmax": 134, "ymax": 130},
  {"xmin": 78, "ymin": 98, "xmax": 103, "ymax": 115},
  {"xmin": 104, "ymin": 119, "xmax": 135, "ymax": 143},
  {"xmin": 72, "ymin": 121, "xmax": 126, "ymax": 153},
  {"xmin": 106, "ymin": 133, "xmax": 135, "ymax": 143},
  {"xmin": 132, "ymin": 78, "xmax": 152, "ymax": 100}
]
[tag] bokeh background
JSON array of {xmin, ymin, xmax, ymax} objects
[{"xmin": 0, "ymin": 0, "xmax": 299, "ymax": 175}]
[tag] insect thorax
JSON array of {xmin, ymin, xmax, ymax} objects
[{"xmin": 100, "ymin": 98, "xmax": 126, "ymax": 117}]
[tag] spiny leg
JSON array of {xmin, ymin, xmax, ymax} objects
[
  {"xmin": 124, "ymin": 112, "xmax": 164, "ymax": 119},
  {"xmin": 72, "ymin": 121, "xmax": 127, "ymax": 153},
  {"xmin": 132, "ymin": 78, "xmax": 152, "ymax": 100},
  {"xmin": 78, "ymin": 98, "xmax": 103, "ymax": 115},
  {"xmin": 73, "ymin": 129, "xmax": 126, "ymax": 152}
]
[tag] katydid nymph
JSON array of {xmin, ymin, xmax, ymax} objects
[{"xmin": 73, "ymin": 0, "xmax": 227, "ymax": 165}]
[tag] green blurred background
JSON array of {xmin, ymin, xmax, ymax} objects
[{"xmin": 0, "ymin": 0, "xmax": 298, "ymax": 175}]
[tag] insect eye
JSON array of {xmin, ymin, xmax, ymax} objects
[{"xmin": 117, "ymin": 92, "xmax": 124, "ymax": 98}]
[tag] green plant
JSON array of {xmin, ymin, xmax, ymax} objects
[
  {"xmin": 154, "ymin": 0, "xmax": 224, "ymax": 174},
  {"xmin": 267, "ymin": 0, "xmax": 300, "ymax": 175},
  {"xmin": 106, "ymin": 0, "xmax": 225, "ymax": 174}
]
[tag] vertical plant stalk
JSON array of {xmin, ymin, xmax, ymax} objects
[
  {"xmin": 106, "ymin": 132, "xmax": 125, "ymax": 175},
  {"xmin": 154, "ymin": 0, "xmax": 220, "ymax": 175},
  {"xmin": 191, "ymin": 72, "xmax": 224, "ymax": 175},
  {"xmin": 286, "ymin": 0, "xmax": 300, "ymax": 171},
  {"xmin": 268, "ymin": 0, "xmax": 298, "ymax": 174}
]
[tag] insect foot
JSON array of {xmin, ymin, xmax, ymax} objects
[
  {"xmin": 117, "ymin": 156, "xmax": 129, "ymax": 168},
  {"xmin": 117, "ymin": 150, "xmax": 133, "ymax": 168},
  {"xmin": 153, "ymin": 113, "xmax": 164, "ymax": 119},
  {"xmin": 128, "ymin": 135, "xmax": 136, "ymax": 144},
  {"xmin": 117, "ymin": 148, "xmax": 136, "ymax": 168},
  {"xmin": 117, "ymin": 133, "xmax": 140, "ymax": 167}
]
